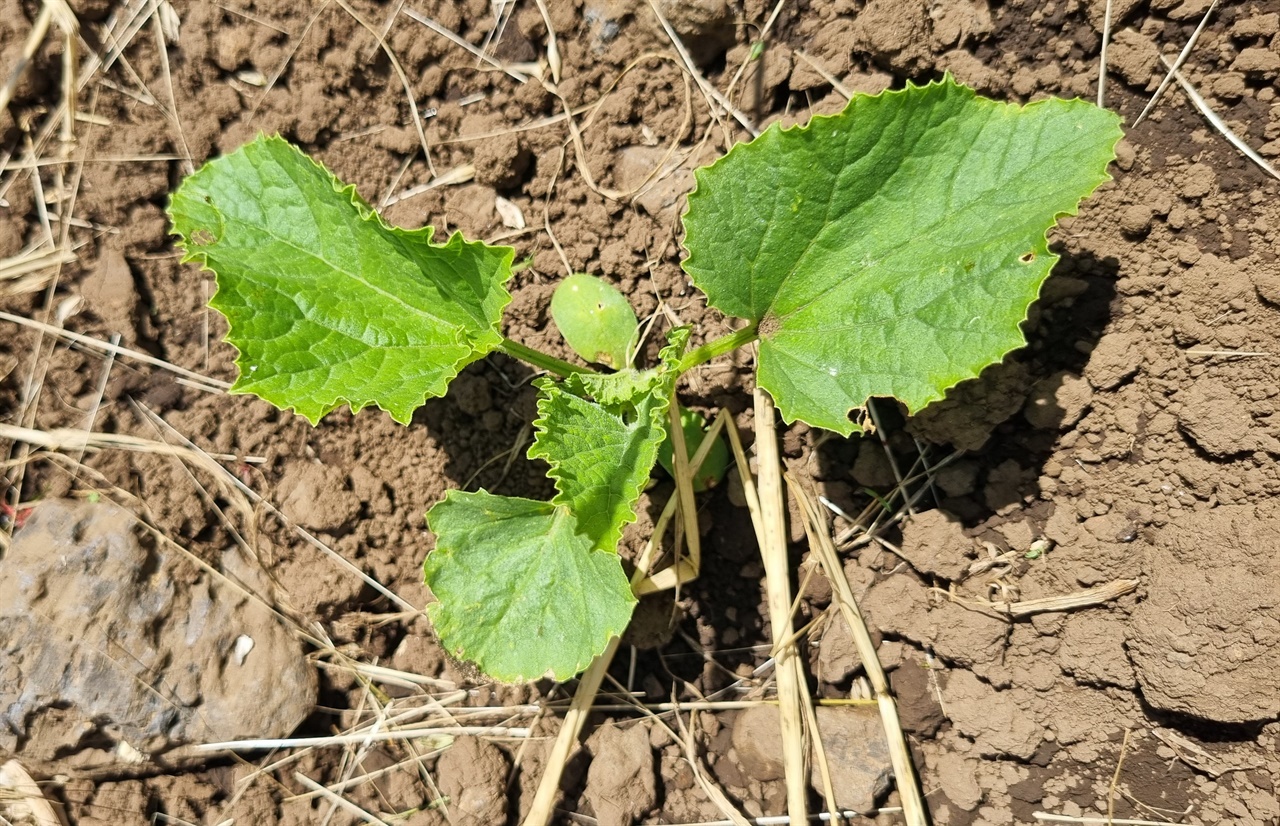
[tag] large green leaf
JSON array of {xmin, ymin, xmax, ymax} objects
[
  {"xmin": 682, "ymin": 76, "xmax": 1123, "ymax": 435},
  {"xmin": 424, "ymin": 491, "xmax": 635, "ymax": 682},
  {"xmin": 168, "ymin": 135, "xmax": 513, "ymax": 424}
]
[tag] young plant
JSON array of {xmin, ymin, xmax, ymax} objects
[{"xmin": 168, "ymin": 77, "xmax": 1121, "ymax": 682}]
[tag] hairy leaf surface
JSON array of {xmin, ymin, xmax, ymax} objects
[
  {"xmin": 169, "ymin": 135, "xmax": 513, "ymax": 424},
  {"xmin": 682, "ymin": 77, "xmax": 1123, "ymax": 434}
]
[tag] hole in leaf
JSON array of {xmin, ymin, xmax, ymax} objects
[{"xmin": 1019, "ymin": 251, "xmax": 1035, "ymax": 263}]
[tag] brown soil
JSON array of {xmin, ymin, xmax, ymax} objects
[{"xmin": 3, "ymin": 0, "xmax": 1280, "ymax": 824}]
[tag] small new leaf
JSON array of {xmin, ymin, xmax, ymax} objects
[
  {"xmin": 168, "ymin": 135, "xmax": 513, "ymax": 424},
  {"xmin": 530, "ymin": 328, "xmax": 689, "ymax": 553},
  {"xmin": 682, "ymin": 76, "xmax": 1123, "ymax": 435}
]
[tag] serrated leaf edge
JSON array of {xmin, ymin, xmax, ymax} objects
[
  {"xmin": 681, "ymin": 75, "xmax": 1124, "ymax": 436},
  {"xmin": 527, "ymin": 326, "xmax": 690, "ymax": 551},
  {"xmin": 167, "ymin": 133, "xmax": 515, "ymax": 425}
]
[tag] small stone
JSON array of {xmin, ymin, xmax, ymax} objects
[
  {"xmin": 732, "ymin": 706, "xmax": 786, "ymax": 782},
  {"xmin": 1119, "ymin": 203, "xmax": 1154, "ymax": 236},
  {"xmin": 436, "ymin": 737, "xmax": 510, "ymax": 826},
  {"xmin": 811, "ymin": 706, "xmax": 893, "ymax": 812},
  {"xmin": 1025, "ymin": 371, "xmax": 1094, "ymax": 430}
]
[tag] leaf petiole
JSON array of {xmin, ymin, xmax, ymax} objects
[
  {"xmin": 499, "ymin": 337, "xmax": 595, "ymax": 377},
  {"xmin": 677, "ymin": 324, "xmax": 759, "ymax": 374}
]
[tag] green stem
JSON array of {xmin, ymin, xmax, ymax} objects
[
  {"xmin": 677, "ymin": 324, "xmax": 759, "ymax": 374},
  {"xmin": 499, "ymin": 338, "xmax": 593, "ymax": 377}
]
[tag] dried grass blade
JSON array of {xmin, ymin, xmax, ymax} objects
[
  {"xmin": 753, "ymin": 389, "xmax": 809, "ymax": 824},
  {"xmin": 791, "ymin": 480, "xmax": 929, "ymax": 826},
  {"xmin": 1159, "ymin": 55, "xmax": 1280, "ymax": 181},
  {"xmin": 1132, "ymin": 0, "xmax": 1219, "ymax": 126}
]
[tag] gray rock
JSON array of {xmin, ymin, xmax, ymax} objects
[
  {"xmin": 583, "ymin": 720, "xmax": 656, "ymax": 826},
  {"xmin": 436, "ymin": 736, "xmax": 510, "ymax": 826},
  {"xmin": 0, "ymin": 500, "xmax": 316, "ymax": 771},
  {"xmin": 732, "ymin": 705, "xmax": 892, "ymax": 813}
]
